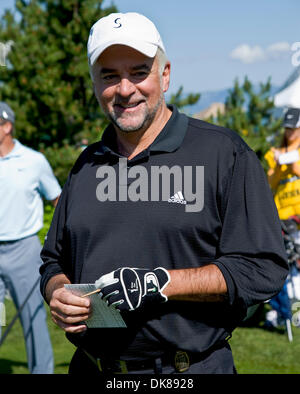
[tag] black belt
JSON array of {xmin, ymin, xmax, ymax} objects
[
  {"xmin": 0, "ymin": 240, "xmax": 19, "ymax": 245},
  {"xmin": 279, "ymin": 176, "xmax": 300, "ymax": 185},
  {"xmin": 0, "ymin": 236, "xmax": 34, "ymax": 245},
  {"xmin": 82, "ymin": 338, "xmax": 230, "ymax": 374}
]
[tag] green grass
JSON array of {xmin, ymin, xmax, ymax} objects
[
  {"xmin": 1, "ymin": 299, "xmax": 300, "ymax": 374},
  {"xmin": 230, "ymin": 325, "xmax": 300, "ymax": 374},
  {"xmin": 0, "ymin": 298, "xmax": 75, "ymax": 374}
]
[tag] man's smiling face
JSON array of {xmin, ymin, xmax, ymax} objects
[{"xmin": 92, "ymin": 44, "xmax": 170, "ymax": 133}]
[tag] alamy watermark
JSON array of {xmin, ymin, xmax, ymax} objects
[
  {"xmin": 292, "ymin": 301, "xmax": 300, "ymax": 327},
  {"xmin": 0, "ymin": 40, "xmax": 13, "ymax": 67},
  {"xmin": 291, "ymin": 42, "xmax": 300, "ymax": 67},
  {"xmin": 0, "ymin": 302, "xmax": 5, "ymax": 326},
  {"xmin": 95, "ymin": 158, "xmax": 204, "ymax": 213}
]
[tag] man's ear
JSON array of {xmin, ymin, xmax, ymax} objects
[
  {"xmin": 162, "ymin": 61, "xmax": 171, "ymax": 93},
  {"xmin": 3, "ymin": 121, "xmax": 13, "ymax": 136}
]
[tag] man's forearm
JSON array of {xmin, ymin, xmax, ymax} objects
[
  {"xmin": 267, "ymin": 166, "xmax": 281, "ymax": 190},
  {"xmin": 290, "ymin": 162, "xmax": 300, "ymax": 177},
  {"xmin": 44, "ymin": 273, "xmax": 71, "ymax": 304},
  {"xmin": 164, "ymin": 264, "xmax": 228, "ymax": 302}
]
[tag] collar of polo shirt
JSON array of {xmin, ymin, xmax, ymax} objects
[
  {"xmin": 94, "ymin": 105, "xmax": 189, "ymax": 162},
  {"xmin": 0, "ymin": 139, "xmax": 24, "ymax": 160}
]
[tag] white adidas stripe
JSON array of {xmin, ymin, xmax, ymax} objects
[
  {"xmin": 178, "ymin": 191, "xmax": 184, "ymax": 200},
  {"xmin": 168, "ymin": 191, "xmax": 187, "ymax": 204}
]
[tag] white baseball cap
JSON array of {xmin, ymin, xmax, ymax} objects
[{"xmin": 87, "ymin": 12, "xmax": 166, "ymax": 67}]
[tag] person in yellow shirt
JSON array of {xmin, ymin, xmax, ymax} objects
[
  {"xmin": 265, "ymin": 108, "xmax": 300, "ymax": 220},
  {"xmin": 264, "ymin": 108, "xmax": 300, "ymax": 334}
]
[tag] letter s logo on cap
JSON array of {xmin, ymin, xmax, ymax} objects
[{"xmin": 114, "ymin": 18, "xmax": 122, "ymax": 28}]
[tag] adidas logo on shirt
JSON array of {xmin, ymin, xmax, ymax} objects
[{"xmin": 168, "ymin": 191, "xmax": 187, "ymax": 205}]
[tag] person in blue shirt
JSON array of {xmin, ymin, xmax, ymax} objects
[{"xmin": 0, "ymin": 102, "xmax": 61, "ymax": 374}]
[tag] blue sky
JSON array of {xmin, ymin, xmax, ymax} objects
[{"xmin": 1, "ymin": 0, "xmax": 299, "ymax": 95}]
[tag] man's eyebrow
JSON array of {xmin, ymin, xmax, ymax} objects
[
  {"xmin": 131, "ymin": 63, "xmax": 151, "ymax": 71},
  {"xmin": 100, "ymin": 64, "xmax": 151, "ymax": 74},
  {"xmin": 100, "ymin": 67, "xmax": 117, "ymax": 74}
]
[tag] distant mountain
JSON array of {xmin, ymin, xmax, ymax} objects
[
  {"xmin": 185, "ymin": 88, "xmax": 229, "ymax": 115},
  {"xmin": 171, "ymin": 85, "xmax": 280, "ymax": 116}
]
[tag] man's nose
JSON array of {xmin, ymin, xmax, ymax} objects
[{"xmin": 117, "ymin": 77, "xmax": 136, "ymax": 97}]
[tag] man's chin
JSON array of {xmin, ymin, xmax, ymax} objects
[
  {"xmin": 111, "ymin": 117, "xmax": 147, "ymax": 133},
  {"xmin": 116, "ymin": 125, "xmax": 144, "ymax": 133}
]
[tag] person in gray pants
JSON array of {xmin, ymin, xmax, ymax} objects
[{"xmin": 0, "ymin": 102, "xmax": 61, "ymax": 374}]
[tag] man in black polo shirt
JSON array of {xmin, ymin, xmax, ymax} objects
[{"xmin": 40, "ymin": 12, "xmax": 288, "ymax": 374}]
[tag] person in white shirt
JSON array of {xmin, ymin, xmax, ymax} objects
[{"xmin": 0, "ymin": 101, "xmax": 61, "ymax": 374}]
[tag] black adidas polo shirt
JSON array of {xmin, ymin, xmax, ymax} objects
[{"xmin": 40, "ymin": 105, "xmax": 288, "ymax": 359}]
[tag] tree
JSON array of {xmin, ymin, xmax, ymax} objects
[
  {"xmin": 213, "ymin": 77, "xmax": 282, "ymax": 165},
  {"xmin": 0, "ymin": 0, "xmax": 117, "ymax": 149},
  {"xmin": 168, "ymin": 85, "xmax": 200, "ymax": 111}
]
